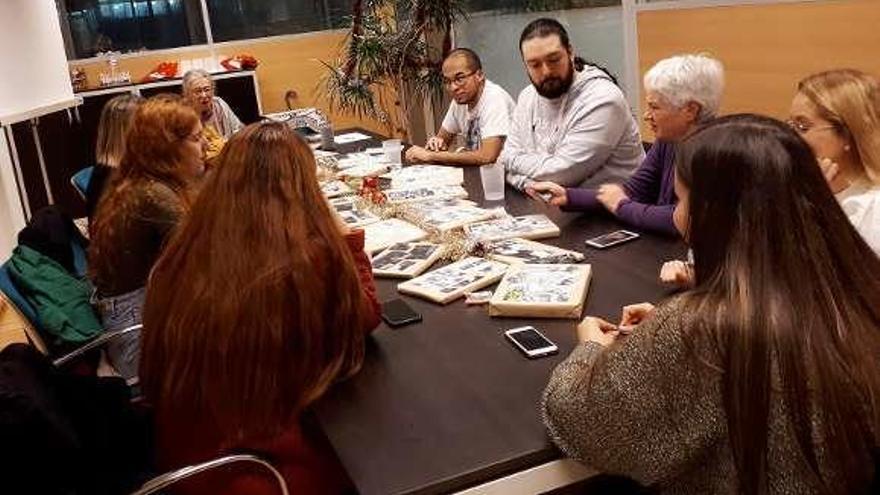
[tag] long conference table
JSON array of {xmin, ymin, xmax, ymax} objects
[{"xmin": 314, "ymin": 130, "xmax": 687, "ymax": 495}]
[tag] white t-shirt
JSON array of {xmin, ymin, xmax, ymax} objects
[
  {"xmin": 836, "ymin": 179, "xmax": 880, "ymax": 255},
  {"xmin": 441, "ymin": 79, "xmax": 515, "ymax": 151}
]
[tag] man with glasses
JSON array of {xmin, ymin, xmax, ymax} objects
[
  {"xmin": 501, "ymin": 18, "xmax": 643, "ymax": 190},
  {"xmin": 405, "ymin": 48, "xmax": 515, "ymax": 166}
]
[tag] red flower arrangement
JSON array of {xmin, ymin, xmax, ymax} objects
[
  {"xmin": 221, "ymin": 54, "xmax": 259, "ymax": 71},
  {"xmin": 143, "ymin": 61, "xmax": 179, "ymax": 82}
]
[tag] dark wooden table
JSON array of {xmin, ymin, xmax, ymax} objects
[{"xmin": 315, "ymin": 131, "xmax": 686, "ymax": 495}]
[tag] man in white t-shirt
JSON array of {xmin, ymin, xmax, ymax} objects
[{"xmin": 405, "ymin": 48, "xmax": 516, "ymax": 166}]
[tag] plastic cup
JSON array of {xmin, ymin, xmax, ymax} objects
[
  {"xmin": 480, "ymin": 162, "xmax": 506, "ymax": 201},
  {"xmin": 383, "ymin": 139, "xmax": 403, "ymax": 171}
]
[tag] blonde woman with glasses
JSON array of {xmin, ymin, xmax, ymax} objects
[{"xmin": 789, "ymin": 69, "xmax": 880, "ymax": 254}]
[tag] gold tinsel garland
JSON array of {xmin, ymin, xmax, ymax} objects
[{"xmin": 318, "ymin": 160, "xmax": 497, "ymax": 262}]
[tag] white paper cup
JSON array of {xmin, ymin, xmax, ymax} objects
[
  {"xmin": 480, "ymin": 162, "xmax": 505, "ymax": 201},
  {"xmin": 383, "ymin": 139, "xmax": 403, "ymax": 170}
]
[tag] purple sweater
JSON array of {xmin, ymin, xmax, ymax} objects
[{"xmin": 564, "ymin": 140, "xmax": 677, "ymax": 236}]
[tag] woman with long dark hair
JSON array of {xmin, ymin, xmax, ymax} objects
[
  {"xmin": 141, "ymin": 121, "xmax": 380, "ymax": 494},
  {"xmin": 542, "ymin": 114, "xmax": 880, "ymax": 493}
]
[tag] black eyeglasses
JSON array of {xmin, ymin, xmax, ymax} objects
[{"xmin": 442, "ymin": 71, "xmax": 476, "ymax": 87}]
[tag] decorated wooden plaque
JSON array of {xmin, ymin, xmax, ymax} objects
[
  {"xmin": 371, "ymin": 242, "xmax": 445, "ymax": 278},
  {"xmin": 329, "ymin": 196, "xmax": 381, "ymax": 228},
  {"xmin": 486, "ymin": 238, "xmax": 584, "ymax": 265},
  {"xmin": 489, "ymin": 264, "xmax": 592, "ymax": 319},
  {"xmin": 397, "ymin": 257, "xmax": 509, "ymax": 305},
  {"xmin": 463, "ymin": 214, "xmax": 560, "ymax": 242},
  {"xmin": 362, "ymin": 219, "xmax": 428, "ymax": 254}
]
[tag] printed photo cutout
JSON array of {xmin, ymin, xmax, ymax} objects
[
  {"xmin": 489, "ymin": 264, "xmax": 592, "ymax": 319},
  {"xmin": 321, "ymin": 180, "xmax": 353, "ymax": 198},
  {"xmin": 383, "ymin": 165, "xmax": 464, "ymax": 189},
  {"xmin": 330, "ymin": 196, "xmax": 381, "ymax": 228},
  {"xmin": 405, "ymin": 201, "xmax": 497, "ymax": 232},
  {"xmin": 362, "ymin": 218, "xmax": 428, "ymax": 255},
  {"xmin": 336, "ymin": 161, "xmax": 389, "ymax": 179},
  {"xmin": 487, "ymin": 238, "xmax": 584, "ymax": 265},
  {"xmin": 371, "ymin": 242, "xmax": 445, "ymax": 278},
  {"xmin": 464, "ymin": 214, "xmax": 560, "ymax": 242},
  {"xmin": 384, "ymin": 185, "xmax": 469, "ymax": 204},
  {"xmin": 398, "ymin": 257, "xmax": 509, "ymax": 305}
]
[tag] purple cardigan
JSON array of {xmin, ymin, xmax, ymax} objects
[{"xmin": 564, "ymin": 140, "xmax": 678, "ymax": 236}]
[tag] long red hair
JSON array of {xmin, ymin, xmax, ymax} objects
[
  {"xmin": 89, "ymin": 94, "xmax": 200, "ymax": 282},
  {"xmin": 140, "ymin": 121, "xmax": 367, "ymax": 444}
]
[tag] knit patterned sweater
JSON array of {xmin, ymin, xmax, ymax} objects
[{"xmin": 541, "ymin": 299, "xmax": 874, "ymax": 494}]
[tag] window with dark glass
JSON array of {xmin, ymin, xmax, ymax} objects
[
  {"xmin": 60, "ymin": 0, "xmax": 207, "ymax": 59},
  {"xmin": 205, "ymin": 0, "xmax": 355, "ymax": 43}
]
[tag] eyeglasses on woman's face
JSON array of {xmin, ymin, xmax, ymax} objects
[{"xmin": 785, "ymin": 118, "xmax": 836, "ymax": 135}]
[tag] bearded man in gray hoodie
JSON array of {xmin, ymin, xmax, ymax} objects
[{"xmin": 501, "ymin": 18, "xmax": 644, "ymax": 190}]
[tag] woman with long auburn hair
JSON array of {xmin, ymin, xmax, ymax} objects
[
  {"xmin": 542, "ymin": 114, "xmax": 880, "ymax": 494},
  {"xmin": 89, "ymin": 94, "xmax": 205, "ymax": 380},
  {"xmin": 140, "ymin": 121, "xmax": 380, "ymax": 494}
]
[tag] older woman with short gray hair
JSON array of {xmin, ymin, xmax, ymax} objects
[
  {"xmin": 528, "ymin": 54, "xmax": 724, "ymax": 236},
  {"xmin": 182, "ymin": 69, "xmax": 244, "ymax": 140}
]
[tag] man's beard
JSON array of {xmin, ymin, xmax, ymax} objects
[{"xmin": 532, "ymin": 64, "xmax": 575, "ymax": 99}]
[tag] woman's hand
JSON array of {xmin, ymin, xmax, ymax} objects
[
  {"xmin": 660, "ymin": 260, "xmax": 694, "ymax": 288},
  {"xmin": 577, "ymin": 316, "xmax": 622, "ymax": 346},
  {"xmin": 620, "ymin": 302, "xmax": 656, "ymax": 328},
  {"xmin": 526, "ymin": 181, "xmax": 568, "ymax": 206},
  {"xmin": 817, "ymin": 157, "xmax": 840, "ymax": 184},
  {"xmin": 596, "ymin": 184, "xmax": 629, "ymax": 214}
]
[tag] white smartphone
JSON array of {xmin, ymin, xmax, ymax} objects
[
  {"xmin": 585, "ymin": 229, "xmax": 640, "ymax": 249},
  {"xmin": 505, "ymin": 326, "xmax": 559, "ymax": 359}
]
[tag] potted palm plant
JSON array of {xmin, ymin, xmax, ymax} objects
[{"xmin": 323, "ymin": 0, "xmax": 467, "ymax": 139}]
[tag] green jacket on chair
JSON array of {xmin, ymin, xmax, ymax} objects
[{"xmin": 7, "ymin": 245, "xmax": 102, "ymax": 346}]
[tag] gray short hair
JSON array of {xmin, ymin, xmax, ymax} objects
[
  {"xmin": 182, "ymin": 69, "xmax": 213, "ymax": 94},
  {"xmin": 643, "ymin": 54, "xmax": 724, "ymax": 121}
]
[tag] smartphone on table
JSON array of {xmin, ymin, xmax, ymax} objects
[
  {"xmin": 381, "ymin": 299, "xmax": 422, "ymax": 327},
  {"xmin": 585, "ymin": 230, "xmax": 640, "ymax": 249},
  {"xmin": 505, "ymin": 326, "xmax": 558, "ymax": 359}
]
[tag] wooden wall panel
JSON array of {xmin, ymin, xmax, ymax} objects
[
  {"xmin": 637, "ymin": 0, "xmax": 880, "ymax": 138},
  {"xmin": 69, "ymin": 31, "xmax": 391, "ymax": 134}
]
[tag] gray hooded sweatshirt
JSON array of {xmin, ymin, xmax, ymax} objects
[{"xmin": 501, "ymin": 66, "xmax": 644, "ymax": 190}]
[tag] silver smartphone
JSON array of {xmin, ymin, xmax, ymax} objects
[
  {"xmin": 585, "ymin": 229, "xmax": 640, "ymax": 249},
  {"xmin": 505, "ymin": 326, "xmax": 559, "ymax": 359}
]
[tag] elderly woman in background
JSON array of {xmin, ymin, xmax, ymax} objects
[
  {"xmin": 528, "ymin": 54, "xmax": 724, "ymax": 236},
  {"xmin": 182, "ymin": 69, "xmax": 243, "ymax": 162}
]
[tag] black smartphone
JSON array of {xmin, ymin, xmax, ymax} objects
[{"xmin": 381, "ymin": 299, "xmax": 422, "ymax": 327}]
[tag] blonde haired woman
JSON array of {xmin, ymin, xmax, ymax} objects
[
  {"xmin": 790, "ymin": 69, "xmax": 880, "ymax": 254},
  {"xmin": 86, "ymin": 94, "xmax": 143, "ymax": 220}
]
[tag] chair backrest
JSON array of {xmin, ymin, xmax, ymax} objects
[
  {"xmin": 130, "ymin": 454, "xmax": 290, "ymax": 495},
  {"xmin": 71, "ymin": 166, "xmax": 94, "ymax": 200},
  {"xmin": 0, "ymin": 263, "xmax": 42, "ymax": 333}
]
